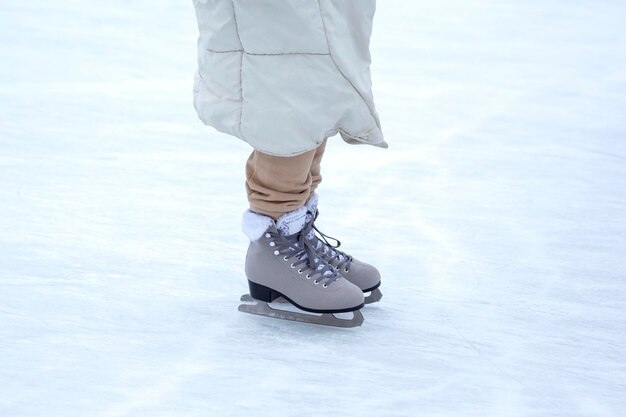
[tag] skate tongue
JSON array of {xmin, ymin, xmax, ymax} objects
[{"xmin": 276, "ymin": 206, "xmax": 307, "ymax": 236}]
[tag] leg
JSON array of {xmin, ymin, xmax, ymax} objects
[
  {"xmin": 246, "ymin": 145, "xmax": 321, "ymax": 219},
  {"xmin": 309, "ymin": 139, "xmax": 327, "ymax": 194},
  {"xmin": 241, "ymin": 142, "xmax": 366, "ymax": 324}
]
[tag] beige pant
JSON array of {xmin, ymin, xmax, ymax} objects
[{"xmin": 246, "ymin": 140, "xmax": 327, "ymax": 219}]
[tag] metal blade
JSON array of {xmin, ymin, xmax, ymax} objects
[
  {"xmin": 364, "ymin": 288, "xmax": 383, "ymax": 304},
  {"xmin": 239, "ymin": 294, "xmax": 255, "ymax": 303},
  {"xmin": 238, "ymin": 295, "xmax": 364, "ymax": 328}
]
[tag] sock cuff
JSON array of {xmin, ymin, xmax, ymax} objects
[
  {"xmin": 241, "ymin": 210, "xmax": 274, "ymax": 241},
  {"xmin": 276, "ymin": 206, "xmax": 308, "ymax": 236},
  {"xmin": 305, "ymin": 192, "xmax": 319, "ymax": 215}
]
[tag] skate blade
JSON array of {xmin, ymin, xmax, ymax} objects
[
  {"xmin": 364, "ymin": 288, "xmax": 383, "ymax": 304},
  {"xmin": 238, "ymin": 295, "xmax": 364, "ymax": 328}
]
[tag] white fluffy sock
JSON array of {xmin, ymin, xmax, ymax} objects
[
  {"xmin": 305, "ymin": 192, "xmax": 319, "ymax": 215},
  {"xmin": 241, "ymin": 210, "xmax": 274, "ymax": 242},
  {"xmin": 275, "ymin": 206, "xmax": 308, "ymax": 236},
  {"xmin": 241, "ymin": 206, "xmax": 309, "ymax": 241}
]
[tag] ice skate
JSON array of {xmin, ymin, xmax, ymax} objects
[
  {"xmin": 304, "ymin": 194, "xmax": 383, "ymax": 304},
  {"xmin": 239, "ymin": 207, "xmax": 365, "ymax": 327}
]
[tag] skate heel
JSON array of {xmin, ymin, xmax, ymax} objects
[{"xmin": 248, "ymin": 281, "xmax": 281, "ymax": 303}]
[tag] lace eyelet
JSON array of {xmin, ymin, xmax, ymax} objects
[
  {"xmin": 273, "ymin": 250, "xmax": 279, "ymax": 256},
  {"xmin": 297, "ymin": 269, "xmax": 302, "ymax": 274},
  {"xmin": 306, "ymin": 274, "xmax": 311, "ymax": 279},
  {"xmin": 290, "ymin": 263, "xmax": 295, "ymax": 269},
  {"xmin": 269, "ymin": 242, "xmax": 275, "ymax": 247},
  {"xmin": 265, "ymin": 233, "xmax": 271, "ymax": 238},
  {"xmin": 283, "ymin": 256, "xmax": 289, "ymax": 261},
  {"xmin": 343, "ymin": 268, "xmax": 349, "ymax": 273},
  {"xmin": 313, "ymin": 280, "xmax": 319, "ymax": 285},
  {"xmin": 322, "ymin": 284, "xmax": 328, "ymax": 288}
]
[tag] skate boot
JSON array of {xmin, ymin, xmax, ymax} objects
[
  {"xmin": 304, "ymin": 194, "xmax": 382, "ymax": 304},
  {"xmin": 239, "ymin": 206, "xmax": 365, "ymax": 327}
]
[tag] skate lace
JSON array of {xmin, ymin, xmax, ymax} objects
[
  {"xmin": 271, "ymin": 221, "xmax": 339, "ymax": 286},
  {"xmin": 307, "ymin": 211, "xmax": 353, "ymax": 273}
]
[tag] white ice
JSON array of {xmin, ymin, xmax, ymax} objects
[{"xmin": 1, "ymin": 1, "xmax": 625, "ymax": 416}]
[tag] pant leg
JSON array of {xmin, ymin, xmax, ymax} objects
[
  {"xmin": 309, "ymin": 139, "xmax": 327, "ymax": 194},
  {"xmin": 246, "ymin": 145, "xmax": 320, "ymax": 219}
]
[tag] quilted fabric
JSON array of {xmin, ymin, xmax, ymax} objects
[{"xmin": 192, "ymin": 0, "xmax": 387, "ymax": 156}]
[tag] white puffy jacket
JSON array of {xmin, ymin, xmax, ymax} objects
[{"xmin": 192, "ymin": 0, "xmax": 387, "ymax": 156}]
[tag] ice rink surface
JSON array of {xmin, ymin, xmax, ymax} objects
[{"xmin": 1, "ymin": 1, "xmax": 625, "ymax": 416}]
